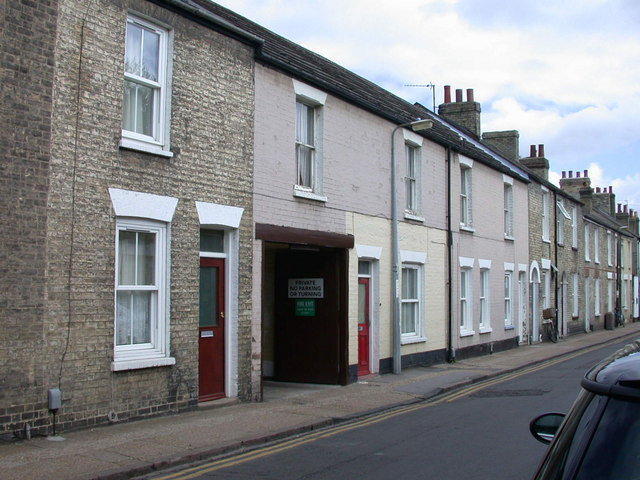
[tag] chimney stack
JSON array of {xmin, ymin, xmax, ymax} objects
[
  {"xmin": 438, "ymin": 85, "xmax": 482, "ymax": 138},
  {"xmin": 593, "ymin": 184, "xmax": 616, "ymax": 215},
  {"xmin": 560, "ymin": 169, "xmax": 593, "ymax": 210},
  {"xmin": 519, "ymin": 144, "xmax": 549, "ymax": 181}
]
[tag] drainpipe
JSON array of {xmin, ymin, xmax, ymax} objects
[
  {"xmin": 554, "ymin": 191, "xmax": 559, "ymax": 338},
  {"xmin": 447, "ymin": 147, "xmax": 455, "ymax": 362}
]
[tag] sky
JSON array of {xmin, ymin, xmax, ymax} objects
[{"xmin": 216, "ymin": 0, "xmax": 640, "ymax": 214}]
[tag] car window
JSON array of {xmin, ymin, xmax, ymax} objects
[
  {"xmin": 575, "ymin": 397, "xmax": 640, "ymax": 480},
  {"xmin": 535, "ymin": 390, "xmax": 605, "ymax": 479}
]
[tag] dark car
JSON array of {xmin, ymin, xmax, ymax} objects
[{"xmin": 530, "ymin": 339, "xmax": 640, "ymax": 479}]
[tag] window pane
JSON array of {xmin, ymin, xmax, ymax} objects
[
  {"xmin": 123, "ymin": 81, "xmax": 154, "ymax": 136},
  {"xmin": 200, "ymin": 229, "xmax": 224, "ymax": 253},
  {"xmin": 402, "ymin": 268, "xmax": 417, "ymax": 299},
  {"xmin": 358, "ymin": 283, "xmax": 366, "ymax": 324},
  {"xmin": 141, "ymin": 28, "xmax": 159, "ymax": 81},
  {"xmin": 132, "ymin": 291, "xmax": 151, "ymax": 343},
  {"xmin": 116, "ymin": 290, "xmax": 151, "ymax": 345},
  {"xmin": 137, "ymin": 232, "xmax": 155, "ymax": 285},
  {"xmin": 296, "ymin": 102, "xmax": 314, "ymax": 145},
  {"xmin": 297, "ymin": 144, "xmax": 313, "ymax": 186},
  {"xmin": 125, "ymin": 23, "xmax": 142, "ymax": 76},
  {"xmin": 199, "ymin": 266, "xmax": 219, "ymax": 327},
  {"xmin": 118, "ymin": 231, "xmax": 136, "ymax": 285},
  {"xmin": 116, "ymin": 290, "xmax": 132, "ymax": 345},
  {"xmin": 358, "ymin": 261, "xmax": 370, "ymax": 276},
  {"xmin": 401, "ymin": 302, "xmax": 417, "ymax": 335}
]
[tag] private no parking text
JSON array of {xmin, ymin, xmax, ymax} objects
[{"xmin": 288, "ymin": 278, "xmax": 324, "ymax": 298}]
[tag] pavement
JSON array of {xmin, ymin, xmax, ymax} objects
[{"xmin": 2, "ymin": 322, "xmax": 640, "ymax": 480}]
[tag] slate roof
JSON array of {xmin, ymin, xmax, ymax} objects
[{"xmin": 174, "ymin": 0, "xmax": 529, "ymax": 182}]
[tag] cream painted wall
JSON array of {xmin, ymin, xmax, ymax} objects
[{"xmin": 346, "ymin": 213, "xmax": 447, "ymax": 367}]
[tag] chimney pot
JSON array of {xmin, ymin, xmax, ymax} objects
[
  {"xmin": 596, "ymin": 187, "xmax": 601, "ymax": 193},
  {"xmin": 455, "ymin": 89, "xmax": 463, "ymax": 102},
  {"xmin": 530, "ymin": 145, "xmax": 537, "ymax": 157},
  {"xmin": 444, "ymin": 85, "xmax": 451, "ymax": 104},
  {"xmin": 624, "ymin": 205, "xmax": 628, "ymax": 213},
  {"xmin": 584, "ymin": 170, "xmax": 588, "ymax": 178},
  {"xmin": 569, "ymin": 171, "xmax": 573, "ymax": 178},
  {"xmin": 618, "ymin": 203, "xmax": 622, "ymax": 213},
  {"xmin": 467, "ymin": 88, "xmax": 474, "ymax": 102},
  {"xmin": 562, "ymin": 171, "xmax": 566, "ymax": 178},
  {"xmin": 609, "ymin": 186, "xmax": 612, "ymax": 193},
  {"xmin": 538, "ymin": 144, "xmax": 545, "ymax": 157},
  {"xmin": 577, "ymin": 171, "xmax": 581, "ymax": 178}
]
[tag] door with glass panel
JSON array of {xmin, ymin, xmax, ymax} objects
[
  {"xmin": 199, "ymin": 257, "xmax": 225, "ymax": 401},
  {"xmin": 357, "ymin": 277, "xmax": 371, "ymax": 376}
]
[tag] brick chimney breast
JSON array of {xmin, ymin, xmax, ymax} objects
[{"xmin": 438, "ymin": 86, "xmax": 482, "ymax": 138}]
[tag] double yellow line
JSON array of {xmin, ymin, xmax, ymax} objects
[{"xmin": 149, "ymin": 343, "xmax": 606, "ymax": 480}]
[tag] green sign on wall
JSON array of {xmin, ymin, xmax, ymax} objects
[{"xmin": 295, "ymin": 299, "xmax": 316, "ymax": 317}]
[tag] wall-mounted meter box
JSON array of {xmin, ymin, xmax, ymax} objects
[{"xmin": 48, "ymin": 388, "xmax": 61, "ymax": 410}]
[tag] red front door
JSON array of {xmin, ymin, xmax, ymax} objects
[
  {"xmin": 199, "ymin": 257, "xmax": 225, "ymax": 401},
  {"xmin": 358, "ymin": 278, "xmax": 370, "ymax": 376}
]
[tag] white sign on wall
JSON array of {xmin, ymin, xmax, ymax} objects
[{"xmin": 288, "ymin": 278, "xmax": 324, "ymax": 298}]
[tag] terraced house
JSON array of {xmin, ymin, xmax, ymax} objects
[
  {"xmin": 2, "ymin": 0, "xmax": 260, "ymax": 435},
  {"xmin": 2, "ymin": 0, "xmax": 637, "ymax": 438}
]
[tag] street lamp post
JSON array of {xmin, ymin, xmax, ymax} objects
[{"xmin": 391, "ymin": 119, "xmax": 433, "ymax": 374}]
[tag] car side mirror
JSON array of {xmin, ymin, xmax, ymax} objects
[{"xmin": 530, "ymin": 413, "xmax": 565, "ymax": 444}]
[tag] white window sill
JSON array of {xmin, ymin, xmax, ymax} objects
[
  {"xmin": 401, "ymin": 335, "xmax": 427, "ymax": 345},
  {"xmin": 479, "ymin": 326, "xmax": 493, "ymax": 334},
  {"xmin": 119, "ymin": 138, "xmax": 174, "ymax": 158},
  {"xmin": 504, "ymin": 325, "xmax": 515, "ymax": 331},
  {"xmin": 404, "ymin": 212, "xmax": 425, "ymax": 223},
  {"xmin": 460, "ymin": 329, "xmax": 475, "ymax": 337},
  {"xmin": 460, "ymin": 225, "xmax": 475, "ymax": 233},
  {"xmin": 542, "ymin": 239, "xmax": 551, "ymax": 244},
  {"xmin": 293, "ymin": 186, "xmax": 327, "ymax": 203},
  {"xmin": 111, "ymin": 356, "xmax": 176, "ymax": 372},
  {"xmin": 504, "ymin": 235, "xmax": 515, "ymax": 242}
]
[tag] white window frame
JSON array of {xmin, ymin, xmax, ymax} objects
[
  {"xmin": 585, "ymin": 278, "xmax": 591, "ymax": 328},
  {"xmin": 293, "ymin": 80, "xmax": 326, "ymax": 202},
  {"xmin": 542, "ymin": 269, "xmax": 551, "ymax": 309},
  {"xmin": 504, "ymin": 181, "xmax": 514, "ymax": 239},
  {"xmin": 584, "ymin": 224, "xmax": 591, "ymax": 262},
  {"xmin": 460, "ymin": 161, "xmax": 473, "ymax": 231},
  {"xmin": 594, "ymin": 227, "xmax": 600, "ymax": 264},
  {"xmin": 608, "ymin": 276, "xmax": 614, "ymax": 312},
  {"xmin": 542, "ymin": 188, "xmax": 550, "ymax": 242},
  {"xmin": 120, "ymin": 14, "xmax": 173, "ymax": 157},
  {"xmin": 403, "ymin": 130, "xmax": 424, "ymax": 221},
  {"xmin": 572, "ymin": 273, "xmax": 579, "ymax": 317},
  {"xmin": 504, "ymin": 270, "xmax": 513, "ymax": 328},
  {"xmin": 400, "ymin": 262, "xmax": 425, "ymax": 343},
  {"xmin": 571, "ymin": 205, "xmax": 578, "ymax": 249},
  {"xmin": 113, "ymin": 218, "xmax": 173, "ymax": 370},
  {"xmin": 594, "ymin": 278, "xmax": 601, "ymax": 316},
  {"xmin": 556, "ymin": 200, "xmax": 571, "ymax": 246},
  {"xmin": 459, "ymin": 256, "xmax": 475, "ymax": 336},
  {"xmin": 479, "ymin": 264, "xmax": 491, "ymax": 333},
  {"xmin": 607, "ymin": 231, "xmax": 613, "ymax": 266},
  {"xmin": 518, "ymin": 270, "xmax": 527, "ymax": 333}
]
